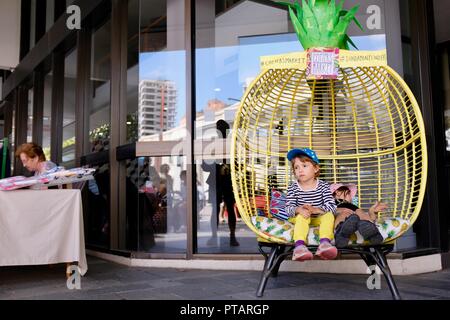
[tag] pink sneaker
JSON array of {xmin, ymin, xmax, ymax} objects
[
  {"xmin": 292, "ymin": 245, "xmax": 313, "ymax": 262},
  {"xmin": 316, "ymin": 242, "xmax": 338, "ymax": 260}
]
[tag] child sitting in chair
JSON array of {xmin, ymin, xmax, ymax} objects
[
  {"xmin": 330, "ymin": 183, "xmax": 386, "ymax": 248},
  {"xmin": 286, "ymin": 148, "xmax": 338, "ymax": 261}
]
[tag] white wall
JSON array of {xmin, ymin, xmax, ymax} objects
[
  {"xmin": 215, "ymin": 1, "xmax": 288, "ymax": 47},
  {"xmin": 0, "ymin": 0, "xmax": 21, "ymax": 69}
]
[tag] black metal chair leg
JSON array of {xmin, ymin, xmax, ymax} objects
[
  {"xmin": 373, "ymin": 247, "xmax": 402, "ymax": 300},
  {"xmin": 256, "ymin": 245, "xmax": 281, "ymax": 297},
  {"xmin": 270, "ymin": 246, "xmax": 290, "ymax": 277},
  {"xmin": 270, "ymin": 259, "xmax": 283, "ymax": 278},
  {"xmin": 352, "ymin": 246, "xmax": 401, "ymax": 300}
]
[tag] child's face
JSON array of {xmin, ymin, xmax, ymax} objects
[
  {"xmin": 293, "ymin": 158, "xmax": 318, "ymax": 183},
  {"xmin": 333, "ymin": 190, "xmax": 352, "ymax": 203}
]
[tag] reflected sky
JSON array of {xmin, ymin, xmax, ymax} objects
[{"xmin": 139, "ymin": 33, "xmax": 386, "ymax": 126}]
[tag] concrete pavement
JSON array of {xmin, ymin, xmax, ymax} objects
[{"xmin": 1, "ymin": 256, "xmax": 450, "ymax": 300}]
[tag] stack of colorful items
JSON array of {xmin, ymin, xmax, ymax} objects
[
  {"xmin": 38, "ymin": 167, "xmax": 96, "ymax": 188},
  {"xmin": 0, "ymin": 167, "xmax": 96, "ymax": 191},
  {"xmin": 0, "ymin": 176, "xmax": 52, "ymax": 191}
]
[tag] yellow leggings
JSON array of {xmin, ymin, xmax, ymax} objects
[{"xmin": 288, "ymin": 212, "xmax": 335, "ymax": 243}]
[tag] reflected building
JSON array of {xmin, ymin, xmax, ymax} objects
[{"xmin": 138, "ymin": 80, "xmax": 177, "ymax": 140}]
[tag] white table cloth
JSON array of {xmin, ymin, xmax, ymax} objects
[{"xmin": 0, "ymin": 189, "xmax": 88, "ymax": 275}]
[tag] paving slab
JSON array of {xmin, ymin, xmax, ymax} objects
[{"xmin": 1, "ymin": 256, "xmax": 449, "ymax": 300}]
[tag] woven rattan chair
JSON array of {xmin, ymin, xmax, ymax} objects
[{"xmin": 231, "ymin": 65, "xmax": 427, "ymax": 300}]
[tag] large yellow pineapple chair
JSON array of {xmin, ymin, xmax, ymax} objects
[{"xmin": 230, "ymin": 0, "xmax": 427, "ymax": 300}]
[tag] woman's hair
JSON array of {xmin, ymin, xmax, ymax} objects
[
  {"xmin": 332, "ymin": 186, "xmax": 351, "ymax": 198},
  {"xmin": 291, "ymin": 155, "xmax": 320, "ymax": 178},
  {"xmin": 15, "ymin": 143, "xmax": 46, "ymax": 162}
]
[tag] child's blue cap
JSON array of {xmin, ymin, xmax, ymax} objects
[{"xmin": 287, "ymin": 148, "xmax": 320, "ymax": 164}]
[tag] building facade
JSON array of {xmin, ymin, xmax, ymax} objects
[
  {"xmin": 1, "ymin": 0, "xmax": 449, "ymax": 262},
  {"xmin": 139, "ymin": 80, "xmax": 177, "ymax": 140}
]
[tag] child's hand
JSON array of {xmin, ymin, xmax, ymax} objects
[
  {"xmin": 368, "ymin": 201, "xmax": 388, "ymax": 222},
  {"xmin": 303, "ymin": 204, "xmax": 324, "ymax": 216},
  {"xmin": 338, "ymin": 207, "xmax": 355, "ymax": 217},
  {"xmin": 296, "ymin": 206, "xmax": 311, "ymax": 219},
  {"xmin": 370, "ymin": 201, "xmax": 388, "ymax": 213}
]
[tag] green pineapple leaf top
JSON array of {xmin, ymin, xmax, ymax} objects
[{"xmin": 278, "ymin": 0, "xmax": 364, "ymax": 50}]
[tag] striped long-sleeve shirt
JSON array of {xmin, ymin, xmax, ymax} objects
[{"xmin": 285, "ymin": 179, "xmax": 337, "ymax": 219}]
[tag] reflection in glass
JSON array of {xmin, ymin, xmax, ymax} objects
[
  {"xmin": 62, "ymin": 49, "xmax": 77, "ymax": 164},
  {"xmin": 196, "ymin": 158, "xmax": 257, "ymax": 254},
  {"xmin": 45, "ymin": 0, "xmax": 55, "ymax": 32},
  {"xmin": 10, "ymin": 108, "xmax": 15, "ymax": 173},
  {"xmin": 132, "ymin": 156, "xmax": 187, "ymax": 253},
  {"xmin": 195, "ymin": 1, "xmax": 386, "ymax": 136},
  {"xmin": 84, "ymin": 162, "xmax": 110, "ymax": 249},
  {"xmin": 27, "ymin": 88, "xmax": 33, "ymax": 142},
  {"xmin": 441, "ymin": 48, "xmax": 450, "ymax": 151},
  {"xmin": 89, "ymin": 19, "xmax": 111, "ymax": 153},
  {"xmin": 126, "ymin": 0, "xmax": 139, "ymax": 143},
  {"xmin": 194, "ymin": 0, "xmax": 387, "ymax": 254},
  {"xmin": 42, "ymin": 73, "xmax": 52, "ymax": 160},
  {"xmin": 125, "ymin": 158, "xmax": 139, "ymax": 250},
  {"xmin": 30, "ymin": 0, "xmax": 36, "ymax": 50},
  {"xmin": 138, "ymin": 0, "xmax": 186, "ymax": 142}
]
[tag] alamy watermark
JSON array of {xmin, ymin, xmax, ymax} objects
[
  {"xmin": 366, "ymin": 5, "xmax": 382, "ymax": 30},
  {"xmin": 366, "ymin": 265, "xmax": 381, "ymax": 290},
  {"xmin": 63, "ymin": 3, "xmax": 382, "ymax": 32},
  {"xmin": 66, "ymin": 5, "xmax": 81, "ymax": 30},
  {"xmin": 66, "ymin": 265, "xmax": 81, "ymax": 290}
]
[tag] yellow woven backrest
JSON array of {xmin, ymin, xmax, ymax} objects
[{"xmin": 231, "ymin": 66, "xmax": 427, "ymax": 242}]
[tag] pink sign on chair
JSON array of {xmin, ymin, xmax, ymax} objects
[{"xmin": 306, "ymin": 48, "xmax": 340, "ymax": 79}]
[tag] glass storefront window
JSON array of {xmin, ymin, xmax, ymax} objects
[
  {"xmin": 30, "ymin": 0, "xmax": 36, "ymax": 50},
  {"xmin": 43, "ymin": 72, "xmax": 52, "ymax": 160},
  {"xmin": 195, "ymin": 1, "xmax": 387, "ymax": 136},
  {"xmin": 127, "ymin": 0, "xmax": 139, "ymax": 143},
  {"xmin": 83, "ymin": 16, "xmax": 112, "ymax": 249},
  {"xmin": 132, "ymin": 156, "xmax": 187, "ymax": 253},
  {"xmin": 194, "ymin": 0, "xmax": 387, "ymax": 253},
  {"xmin": 400, "ymin": 0, "xmax": 415, "ymax": 92},
  {"xmin": 45, "ymin": 0, "xmax": 55, "ymax": 32},
  {"xmin": 89, "ymin": 19, "xmax": 111, "ymax": 153},
  {"xmin": 196, "ymin": 157, "xmax": 258, "ymax": 253},
  {"xmin": 27, "ymin": 88, "xmax": 33, "ymax": 142},
  {"xmin": 138, "ymin": 0, "xmax": 187, "ymax": 142},
  {"xmin": 11, "ymin": 107, "xmax": 15, "ymax": 173},
  {"xmin": 441, "ymin": 48, "xmax": 450, "ymax": 152},
  {"xmin": 85, "ymin": 162, "xmax": 111, "ymax": 249},
  {"xmin": 62, "ymin": 49, "xmax": 77, "ymax": 165},
  {"xmin": 124, "ymin": 158, "xmax": 138, "ymax": 250}
]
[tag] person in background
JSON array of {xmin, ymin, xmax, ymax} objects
[
  {"xmin": 203, "ymin": 120, "xmax": 240, "ymax": 247},
  {"xmin": 173, "ymin": 170, "xmax": 187, "ymax": 233}
]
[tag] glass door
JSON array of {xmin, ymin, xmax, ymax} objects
[{"xmin": 133, "ymin": 0, "xmax": 190, "ymax": 255}]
